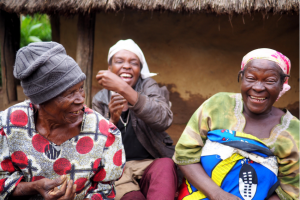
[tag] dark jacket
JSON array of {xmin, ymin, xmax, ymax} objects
[{"xmin": 92, "ymin": 77, "xmax": 175, "ymax": 159}]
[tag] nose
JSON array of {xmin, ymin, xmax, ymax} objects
[
  {"xmin": 252, "ymin": 81, "xmax": 265, "ymax": 92},
  {"xmin": 74, "ymin": 90, "xmax": 85, "ymax": 104},
  {"xmin": 122, "ymin": 62, "xmax": 131, "ymax": 69}
]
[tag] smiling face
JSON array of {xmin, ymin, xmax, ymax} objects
[
  {"xmin": 109, "ymin": 50, "xmax": 141, "ymax": 87},
  {"xmin": 40, "ymin": 81, "xmax": 85, "ymax": 124},
  {"xmin": 241, "ymin": 59, "xmax": 283, "ymax": 115}
]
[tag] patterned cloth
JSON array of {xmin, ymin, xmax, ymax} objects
[
  {"xmin": 0, "ymin": 100, "xmax": 125, "ymax": 200},
  {"xmin": 173, "ymin": 92, "xmax": 299, "ymax": 200},
  {"xmin": 241, "ymin": 48, "xmax": 291, "ymax": 100},
  {"xmin": 178, "ymin": 129, "xmax": 280, "ymax": 200}
]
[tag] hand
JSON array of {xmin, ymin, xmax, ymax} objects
[
  {"xmin": 96, "ymin": 70, "xmax": 126, "ymax": 93},
  {"xmin": 211, "ymin": 190, "xmax": 241, "ymax": 200},
  {"xmin": 266, "ymin": 193, "xmax": 280, "ymax": 200},
  {"xmin": 35, "ymin": 175, "xmax": 77, "ymax": 200},
  {"xmin": 109, "ymin": 93, "xmax": 127, "ymax": 125}
]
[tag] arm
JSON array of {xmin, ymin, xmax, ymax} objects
[
  {"xmin": 274, "ymin": 118, "xmax": 299, "ymax": 200},
  {"xmin": 96, "ymin": 70, "xmax": 172, "ymax": 132},
  {"xmin": 0, "ymin": 127, "xmax": 26, "ymax": 199},
  {"xmin": 92, "ymin": 95, "xmax": 106, "ymax": 116},
  {"xmin": 179, "ymin": 163, "xmax": 241, "ymax": 200},
  {"xmin": 128, "ymin": 79, "xmax": 173, "ymax": 132},
  {"xmin": 0, "ymin": 127, "xmax": 76, "ymax": 200},
  {"xmin": 173, "ymin": 101, "xmax": 240, "ymax": 200},
  {"xmin": 85, "ymin": 119, "xmax": 125, "ymax": 199}
]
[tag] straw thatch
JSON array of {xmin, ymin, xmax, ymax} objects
[{"xmin": 0, "ymin": 0, "xmax": 298, "ymax": 15}]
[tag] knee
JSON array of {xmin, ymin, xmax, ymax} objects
[{"xmin": 154, "ymin": 158, "xmax": 176, "ymax": 170}]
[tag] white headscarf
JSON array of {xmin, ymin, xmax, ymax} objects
[{"xmin": 108, "ymin": 39, "xmax": 157, "ymax": 79}]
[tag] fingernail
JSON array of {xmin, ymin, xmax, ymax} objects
[
  {"xmin": 61, "ymin": 175, "xmax": 65, "ymax": 180},
  {"xmin": 73, "ymin": 184, "xmax": 77, "ymax": 189}
]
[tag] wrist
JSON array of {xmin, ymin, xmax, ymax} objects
[
  {"xmin": 117, "ymin": 82, "xmax": 131, "ymax": 96},
  {"xmin": 208, "ymin": 188, "xmax": 224, "ymax": 200},
  {"xmin": 109, "ymin": 118, "xmax": 118, "ymax": 125},
  {"xmin": 33, "ymin": 179, "xmax": 42, "ymax": 194}
]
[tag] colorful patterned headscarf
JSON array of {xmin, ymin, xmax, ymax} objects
[{"xmin": 241, "ymin": 48, "xmax": 291, "ymax": 100}]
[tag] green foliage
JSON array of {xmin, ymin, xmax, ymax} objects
[{"xmin": 20, "ymin": 14, "xmax": 52, "ymax": 48}]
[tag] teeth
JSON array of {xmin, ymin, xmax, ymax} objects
[
  {"xmin": 120, "ymin": 73, "xmax": 132, "ymax": 78},
  {"xmin": 72, "ymin": 111, "xmax": 79, "ymax": 114},
  {"xmin": 250, "ymin": 96, "xmax": 266, "ymax": 101}
]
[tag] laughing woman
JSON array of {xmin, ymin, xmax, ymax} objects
[
  {"xmin": 92, "ymin": 39, "xmax": 177, "ymax": 200},
  {"xmin": 174, "ymin": 49, "xmax": 299, "ymax": 200},
  {"xmin": 0, "ymin": 42, "xmax": 125, "ymax": 200}
]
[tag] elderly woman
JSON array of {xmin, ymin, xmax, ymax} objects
[
  {"xmin": 0, "ymin": 42, "xmax": 125, "ymax": 200},
  {"xmin": 92, "ymin": 39, "xmax": 177, "ymax": 200},
  {"xmin": 174, "ymin": 49, "xmax": 299, "ymax": 200}
]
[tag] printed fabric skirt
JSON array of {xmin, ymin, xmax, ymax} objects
[{"xmin": 178, "ymin": 129, "xmax": 279, "ymax": 200}]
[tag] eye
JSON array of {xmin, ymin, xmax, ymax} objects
[
  {"xmin": 266, "ymin": 79, "xmax": 277, "ymax": 84},
  {"xmin": 115, "ymin": 60, "xmax": 123, "ymax": 64},
  {"xmin": 245, "ymin": 76, "xmax": 255, "ymax": 82}
]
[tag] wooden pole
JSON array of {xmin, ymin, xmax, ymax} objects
[
  {"xmin": 76, "ymin": 13, "xmax": 95, "ymax": 108},
  {"xmin": 0, "ymin": 11, "xmax": 19, "ymax": 108},
  {"xmin": 50, "ymin": 15, "xmax": 60, "ymax": 43}
]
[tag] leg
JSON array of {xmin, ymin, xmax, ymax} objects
[
  {"xmin": 139, "ymin": 158, "xmax": 177, "ymax": 200},
  {"xmin": 121, "ymin": 191, "xmax": 146, "ymax": 200}
]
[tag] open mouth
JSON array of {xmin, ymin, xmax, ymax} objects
[
  {"xmin": 120, "ymin": 73, "xmax": 133, "ymax": 80},
  {"xmin": 70, "ymin": 108, "xmax": 83, "ymax": 115},
  {"xmin": 249, "ymin": 95, "xmax": 267, "ymax": 102}
]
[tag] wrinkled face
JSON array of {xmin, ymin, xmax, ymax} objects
[
  {"xmin": 41, "ymin": 81, "xmax": 85, "ymax": 124},
  {"xmin": 241, "ymin": 59, "xmax": 283, "ymax": 115},
  {"xmin": 109, "ymin": 50, "xmax": 141, "ymax": 87}
]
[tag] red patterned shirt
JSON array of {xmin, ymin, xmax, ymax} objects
[{"xmin": 0, "ymin": 100, "xmax": 125, "ymax": 200}]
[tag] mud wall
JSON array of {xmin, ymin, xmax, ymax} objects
[{"xmin": 60, "ymin": 11, "xmax": 299, "ymax": 132}]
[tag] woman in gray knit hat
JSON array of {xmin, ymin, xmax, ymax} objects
[{"xmin": 0, "ymin": 42, "xmax": 125, "ymax": 200}]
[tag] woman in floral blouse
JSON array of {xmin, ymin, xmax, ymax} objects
[{"xmin": 0, "ymin": 42, "xmax": 125, "ymax": 200}]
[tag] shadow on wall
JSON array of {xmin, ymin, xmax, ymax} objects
[
  {"xmin": 284, "ymin": 101, "xmax": 299, "ymax": 119},
  {"xmin": 159, "ymin": 83, "xmax": 206, "ymax": 124},
  {"xmin": 159, "ymin": 83, "xmax": 300, "ymax": 124}
]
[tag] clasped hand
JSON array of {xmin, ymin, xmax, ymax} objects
[
  {"xmin": 108, "ymin": 93, "xmax": 127, "ymax": 125},
  {"xmin": 35, "ymin": 175, "xmax": 76, "ymax": 200}
]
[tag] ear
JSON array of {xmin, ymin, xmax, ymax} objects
[
  {"xmin": 108, "ymin": 65, "xmax": 111, "ymax": 71},
  {"xmin": 280, "ymin": 84, "xmax": 284, "ymax": 91}
]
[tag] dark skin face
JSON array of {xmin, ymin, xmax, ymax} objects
[
  {"xmin": 35, "ymin": 81, "xmax": 85, "ymax": 145},
  {"xmin": 95, "ymin": 50, "xmax": 141, "ymax": 124},
  {"xmin": 39, "ymin": 81, "xmax": 85, "ymax": 125},
  {"xmin": 241, "ymin": 59, "xmax": 283, "ymax": 117},
  {"xmin": 108, "ymin": 50, "xmax": 141, "ymax": 87}
]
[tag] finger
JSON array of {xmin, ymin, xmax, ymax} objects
[
  {"xmin": 111, "ymin": 96, "xmax": 125, "ymax": 102},
  {"xmin": 59, "ymin": 178, "xmax": 68, "ymax": 192},
  {"xmin": 110, "ymin": 99, "xmax": 126, "ymax": 106},
  {"xmin": 71, "ymin": 184, "xmax": 77, "ymax": 199},
  {"xmin": 72, "ymin": 184, "xmax": 77, "ymax": 194},
  {"xmin": 63, "ymin": 179, "xmax": 74, "ymax": 197},
  {"xmin": 47, "ymin": 175, "xmax": 66, "ymax": 190},
  {"xmin": 98, "ymin": 79, "xmax": 103, "ymax": 86},
  {"xmin": 111, "ymin": 93, "xmax": 122, "ymax": 98},
  {"xmin": 110, "ymin": 105, "xmax": 124, "ymax": 113},
  {"xmin": 96, "ymin": 70, "xmax": 108, "ymax": 76},
  {"xmin": 50, "ymin": 178, "xmax": 67, "ymax": 197}
]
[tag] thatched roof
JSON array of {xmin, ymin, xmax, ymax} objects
[{"xmin": 0, "ymin": 0, "xmax": 298, "ymax": 15}]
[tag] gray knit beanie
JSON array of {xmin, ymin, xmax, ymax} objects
[{"xmin": 13, "ymin": 42, "xmax": 86, "ymax": 105}]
